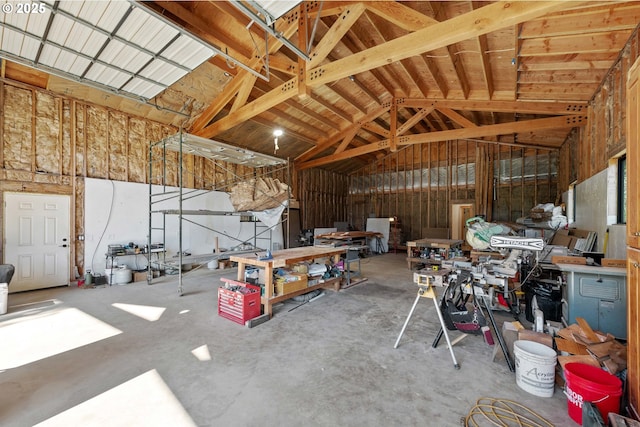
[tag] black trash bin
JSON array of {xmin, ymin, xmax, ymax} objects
[{"xmin": 524, "ymin": 281, "xmax": 562, "ymax": 322}]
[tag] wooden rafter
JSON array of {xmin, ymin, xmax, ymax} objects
[
  {"xmin": 396, "ymin": 107, "xmax": 434, "ymax": 135},
  {"xmin": 430, "ymin": 2, "xmax": 471, "ymax": 99},
  {"xmin": 189, "ymin": 13, "xmax": 298, "ymax": 132},
  {"xmin": 296, "ymin": 104, "xmax": 390, "ymax": 162},
  {"xmin": 195, "ymin": 1, "xmax": 579, "ymax": 141},
  {"xmin": 436, "ymin": 108, "xmax": 477, "ymax": 128},
  {"xmin": 400, "ymin": 99, "xmax": 588, "ymax": 114},
  {"xmin": 295, "ymin": 114, "xmax": 586, "ymax": 170},
  {"xmin": 308, "ymin": 3, "xmax": 366, "ymax": 68}
]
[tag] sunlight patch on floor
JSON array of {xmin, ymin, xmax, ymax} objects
[
  {"xmin": 34, "ymin": 369, "xmax": 196, "ymax": 426},
  {"xmin": 191, "ymin": 345, "xmax": 211, "ymax": 361},
  {"xmin": 112, "ymin": 303, "xmax": 166, "ymax": 321},
  {"xmin": 0, "ymin": 307, "xmax": 121, "ymax": 370}
]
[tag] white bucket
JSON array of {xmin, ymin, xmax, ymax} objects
[
  {"xmin": 207, "ymin": 259, "xmax": 219, "ymax": 270},
  {"xmin": 514, "ymin": 340, "xmax": 558, "ymax": 397},
  {"xmin": 0, "ymin": 283, "xmax": 8, "ymax": 315},
  {"xmin": 114, "ymin": 268, "xmax": 132, "ymax": 285},
  {"xmin": 106, "ymin": 267, "xmax": 132, "ymax": 285}
]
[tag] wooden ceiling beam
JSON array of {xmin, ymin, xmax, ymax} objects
[
  {"xmin": 396, "ymin": 107, "xmax": 434, "ymax": 135},
  {"xmin": 296, "ymin": 104, "xmax": 390, "ymax": 162},
  {"xmin": 151, "ymin": 1, "xmax": 253, "ymax": 61},
  {"xmin": 400, "ymin": 99, "xmax": 587, "ymax": 114},
  {"xmin": 520, "ymin": 57, "xmax": 615, "ymax": 71},
  {"xmin": 476, "ymin": 32, "xmax": 495, "ymax": 98},
  {"xmin": 333, "ymin": 126, "xmax": 360, "ymax": 155},
  {"xmin": 436, "ymin": 108, "xmax": 477, "ymax": 128},
  {"xmin": 419, "ymin": 54, "xmax": 449, "ymax": 98},
  {"xmin": 520, "ymin": 31, "xmax": 632, "ymax": 56},
  {"xmin": 364, "ymin": 1, "xmax": 438, "ymax": 31},
  {"xmin": 189, "ymin": 15, "xmax": 298, "ymax": 133},
  {"xmin": 267, "ymin": 53, "xmax": 297, "ymax": 76},
  {"xmin": 361, "ymin": 122, "xmax": 389, "ymax": 138},
  {"xmin": 296, "ymin": 114, "xmax": 586, "ymax": 170},
  {"xmin": 230, "ymin": 75, "xmax": 257, "ymax": 112},
  {"xmin": 197, "ymin": 1, "xmax": 582, "ymax": 143},
  {"xmin": 307, "ymin": 1, "xmax": 584, "ymax": 87},
  {"xmin": 430, "ymin": 2, "xmax": 471, "ymax": 99},
  {"xmin": 308, "ymin": 3, "xmax": 366, "ymax": 68},
  {"xmin": 326, "ymin": 83, "xmax": 369, "ymax": 115},
  {"xmin": 363, "ymin": 1, "xmax": 443, "ymax": 98},
  {"xmin": 520, "ymin": 3, "xmax": 640, "ymax": 38},
  {"xmin": 195, "ymin": 77, "xmax": 299, "ymax": 138},
  {"xmin": 309, "ymin": 92, "xmax": 354, "ymax": 122}
]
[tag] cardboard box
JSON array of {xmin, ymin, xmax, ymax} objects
[
  {"xmin": 551, "ymin": 255, "xmax": 587, "ymax": 265},
  {"xmin": 551, "ymin": 228, "xmax": 595, "ymax": 251},
  {"xmin": 602, "ymin": 258, "xmax": 626, "ymax": 268},
  {"xmin": 275, "ymin": 273, "xmax": 308, "ymax": 296},
  {"xmin": 133, "ymin": 271, "xmax": 147, "ymax": 282}
]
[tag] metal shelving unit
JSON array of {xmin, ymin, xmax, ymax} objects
[{"xmin": 147, "ymin": 130, "xmax": 290, "ymax": 295}]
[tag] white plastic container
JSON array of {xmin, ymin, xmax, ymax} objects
[
  {"xmin": 105, "ymin": 267, "xmax": 132, "ymax": 285},
  {"xmin": 0, "ymin": 283, "xmax": 8, "ymax": 315},
  {"xmin": 114, "ymin": 267, "xmax": 132, "ymax": 285},
  {"xmin": 514, "ymin": 340, "xmax": 558, "ymax": 397}
]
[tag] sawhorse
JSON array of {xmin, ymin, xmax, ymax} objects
[{"xmin": 394, "ymin": 275, "xmax": 461, "ymax": 369}]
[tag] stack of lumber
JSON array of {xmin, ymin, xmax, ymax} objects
[
  {"xmin": 228, "ymin": 177, "xmax": 289, "ymax": 211},
  {"xmin": 555, "ymin": 317, "xmax": 627, "ymax": 375}
]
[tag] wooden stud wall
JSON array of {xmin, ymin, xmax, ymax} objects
[
  {"xmin": 347, "ymin": 141, "xmax": 559, "ymax": 242},
  {"xmin": 297, "ymin": 168, "xmax": 348, "ymax": 230},
  {"xmin": 0, "ymin": 79, "xmax": 270, "ymax": 277},
  {"xmin": 572, "ymin": 27, "xmax": 640, "ymax": 184}
]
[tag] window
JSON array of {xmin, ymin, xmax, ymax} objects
[{"xmin": 618, "ymin": 155, "xmax": 627, "ymax": 224}]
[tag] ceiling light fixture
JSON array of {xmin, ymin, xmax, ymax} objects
[{"xmin": 273, "ymin": 129, "xmax": 283, "ymax": 154}]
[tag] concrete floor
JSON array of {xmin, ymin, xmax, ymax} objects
[{"xmin": 0, "ymin": 253, "xmax": 575, "ymax": 426}]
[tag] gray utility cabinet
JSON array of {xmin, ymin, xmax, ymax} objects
[{"xmin": 557, "ymin": 263, "xmax": 627, "ymax": 340}]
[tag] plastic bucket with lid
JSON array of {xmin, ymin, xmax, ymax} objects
[
  {"xmin": 105, "ymin": 267, "xmax": 132, "ymax": 285},
  {"xmin": 514, "ymin": 340, "xmax": 558, "ymax": 397},
  {"xmin": 564, "ymin": 362, "xmax": 622, "ymax": 425}
]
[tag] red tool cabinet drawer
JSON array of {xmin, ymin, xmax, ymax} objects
[{"xmin": 218, "ymin": 280, "xmax": 261, "ymax": 325}]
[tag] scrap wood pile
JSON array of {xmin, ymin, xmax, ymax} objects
[
  {"xmin": 555, "ymin": 317, "xmax": 627, "ymax": 375},
  {"xmin": 228, "ymin": 177, "xmax": 289, "ymax": 212}
]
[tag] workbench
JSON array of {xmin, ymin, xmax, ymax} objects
[
  {"xmin": 406, "ymin": 238, "xmax": 464, "ymax": 269},
  {"xmin": 314, "ymin": 231, "xmax": 383, "ymax": 254},
  {"xmin": 230, "ymin": 246, "xmax": 346, "ymax": 317}
]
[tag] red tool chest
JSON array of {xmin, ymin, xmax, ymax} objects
[{"xmin": 218, "ymin": 279, "xmax": 261, "ymax": 325}]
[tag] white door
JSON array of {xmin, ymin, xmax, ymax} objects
[{"xmin": 3, "ymin": 192, "xmax": 70, "ymax": 293}]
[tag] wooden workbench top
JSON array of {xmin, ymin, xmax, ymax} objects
[
  {"xmin": 230, "ymin": 246, "xmax": 346, "ymax": 268},
  {"xmin": 406, "ymin": 238, "xmax": 463, "ymax": 248},
  {"xmin": 315, "ymin": 231, "xmax": 383, "ymax": 239}
]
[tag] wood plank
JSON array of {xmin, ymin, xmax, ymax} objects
[
  {"xmin": 364, "ymin": 1, "xmax": 438, "ymax": 32},
  {"xmin": 520, "ymin": 3, "xmax": 640, "ymax": 38},
  {"xmin": 577, "ymin": 317, "xmax": 602, "ymax": 343},
  {"xmin": 520, "ymin": 31, "xmax": 632, "ymax": 56},
  {"xmin": 558, "ymin": 355, "xmax": 601, "ymax": 370},
  {"xmin": 555, "ymin": 337, "xmax": 589, "ymax": 355}
]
